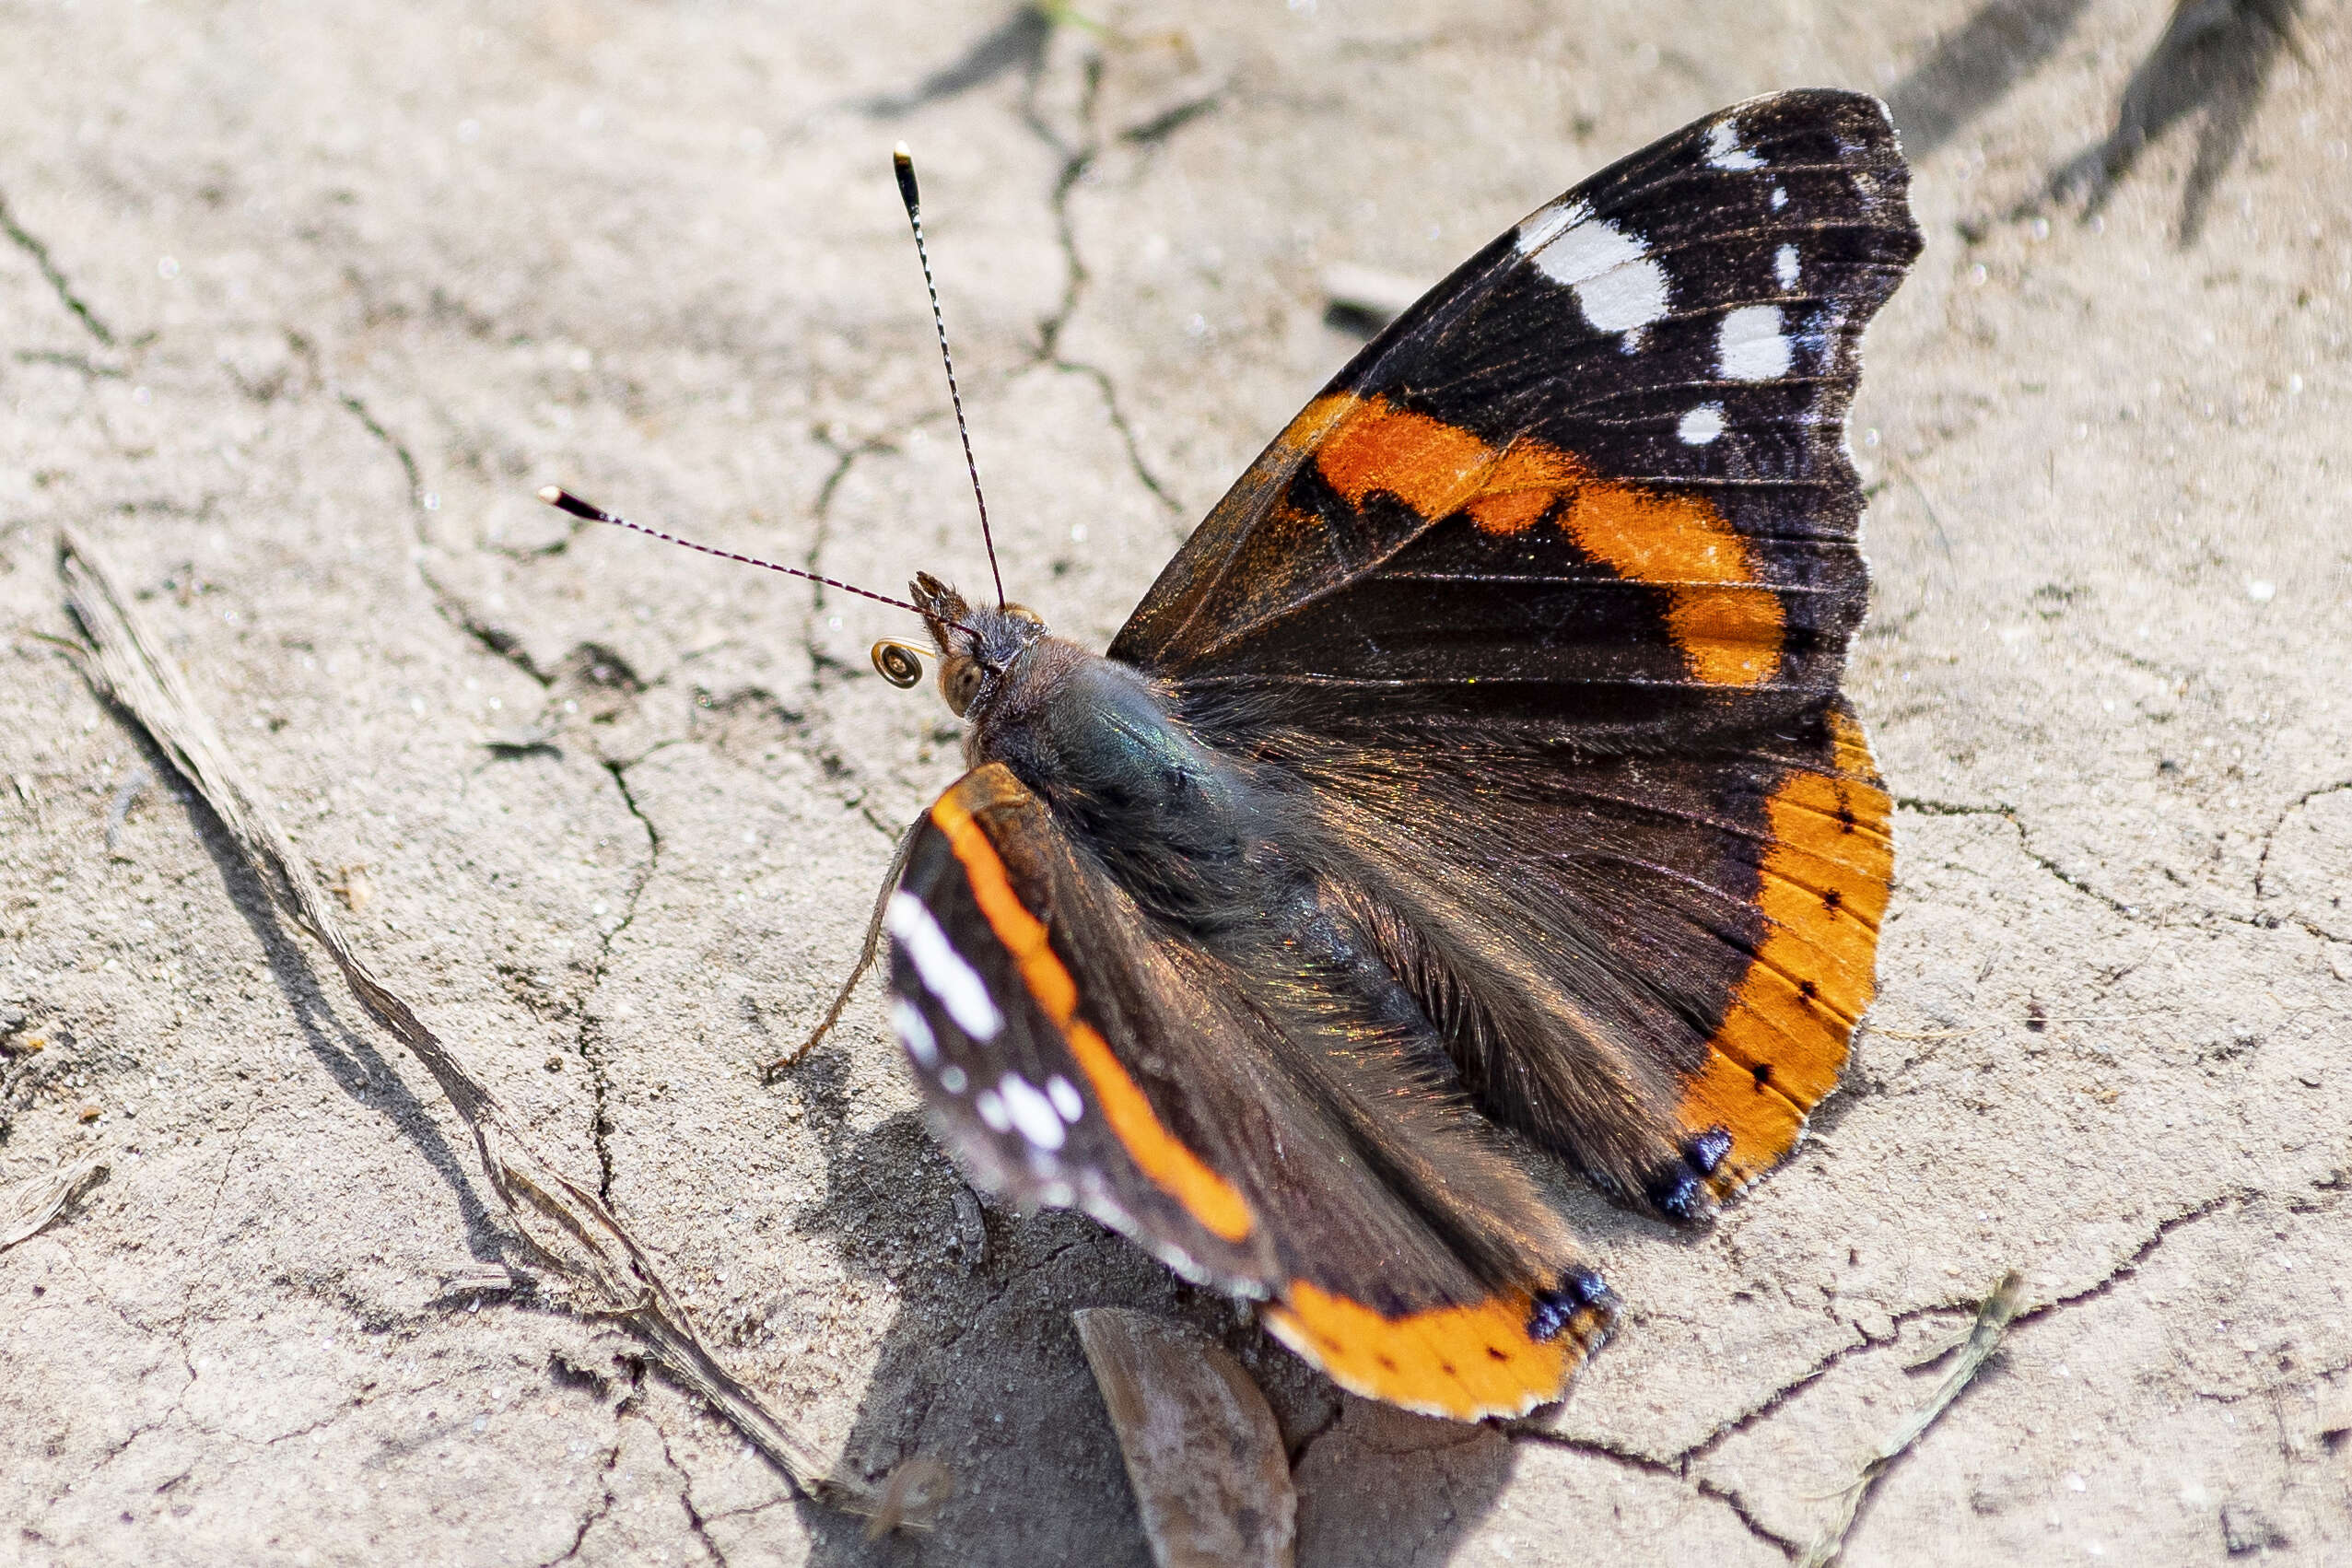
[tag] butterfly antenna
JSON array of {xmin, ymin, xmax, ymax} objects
[
  {"xmin": 537, "ymin": 487, "xmax": 975, "ymax": 634},
  {"xmin": 894, "ymin": 143, "xmax": 1006, "ymax": 607}
]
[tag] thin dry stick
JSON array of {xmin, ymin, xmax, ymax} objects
[
  {"xmin": 55, "ymin": 529, "xmax": 918, "ymax": 1525},
  {"xmin": 1796, "ymin": 1270, "xmax": 2026, "ymax": 1568},
  {"xmin": 1, "ymin": 1155, "xmax": 111, "ymax": 1251}
]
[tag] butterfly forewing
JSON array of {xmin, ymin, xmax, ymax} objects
[
  {"xmin": 1112, "ymin": 89, "xmax": 1919, "ymax": 749},
  {"xmin": 885, "ymin": 765, "xmax": 1270, "ymax": 1291}
]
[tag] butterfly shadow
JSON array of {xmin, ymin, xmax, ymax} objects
[
  {"xmin": 2029, "ymin": 0, "xmax": 2306, "ymax": 245},
  {"xmin": 161, "ymin": 749, "xmax": 509, "ymax": 1260},
  {"xmin": 1883, "ymin": 0, "xmax": 2098, "ymax": 160},
  {"xmin": 1881, "ymin": 0, "xmax": 2303, "ymax": 248},
  {"xmin": 775, "ymin": 1043, "xmax": 1530, "ymax": 1565},
  {"xmin": 848, "ymin": 5, "xmax": 1054, "ymax": 118}
]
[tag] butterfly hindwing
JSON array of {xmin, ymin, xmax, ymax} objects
[
  {"xmin": 1099, "ymin": 90, "xmax": 1915, "ymax": 1215},
  {"xmin": 1267, "ymin": 697, "xmax": 1891, "ymax": 1211},
  {"xmin": 887, "ymin": 765, "xmax": 1618, "ymax": 1419}
]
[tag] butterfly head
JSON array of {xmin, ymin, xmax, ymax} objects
[{"xmin": 908, "ymin": 571, "xmax": 1048, "ymax": 718}]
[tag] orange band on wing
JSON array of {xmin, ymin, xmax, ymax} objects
[
  {"xmin": 1263, "ymin": 1281, "xmax": 1603, "ymax": 1421},
  {"xmin": 1306, "ymin": 394, "xmax": 1784, "ymax": 686},
  {"xmin": 929, "ymin": 785, "xmax": 1257, "ymax": 1244},
  {"xmin": 1683, "ymin": 708, "xmax": 1892, "ymax": 1188}
]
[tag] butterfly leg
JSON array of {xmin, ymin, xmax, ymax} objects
[{"xmin": 763, "ymin": 816, "xmax": 922, "ymax": 1078}]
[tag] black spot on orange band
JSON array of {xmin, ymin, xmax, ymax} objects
[{"xmin": 1679, "ymin": 708, "xmax": 1890, "ymax": 1191}]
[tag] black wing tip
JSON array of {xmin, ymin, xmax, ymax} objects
[
  {"xmin": 1714, "ymin": 88, "xmax": 1924, "ymax": 260},
  {"xmin": 1720, "ymin": 87, "xmax": 1899, "ymax": 136}
]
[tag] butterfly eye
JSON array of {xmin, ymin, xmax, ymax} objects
[{"xmin": 942, "ymin": 657, "xmax": 984, "ymax": 716}]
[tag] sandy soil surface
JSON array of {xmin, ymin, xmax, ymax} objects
[{"xmin": 3, "ymin": 2, "xmax": 2346, "ymax": 1563}]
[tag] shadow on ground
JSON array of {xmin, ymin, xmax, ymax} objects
[
  {"xmin": 768, "ymin": 1042, "xmax": 1517, "ymax": 1565},
  {"xmin": 1883, "ymin": 0, "xmax": 2308, "ymax": 246}
]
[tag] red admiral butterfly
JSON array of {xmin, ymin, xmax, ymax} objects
[{"xmin": 551, "ymin": 88, "xmax": 1919, "ymax": 1421}]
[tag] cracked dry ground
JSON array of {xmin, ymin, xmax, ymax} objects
[{"xmin": 2, "ymin": 3, "xmax": 2347, "ymax": 1564}]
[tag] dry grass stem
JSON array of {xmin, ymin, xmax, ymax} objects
[
  {"xmin": 54, "ymin": 528, "xmax": 923, "ymax": 1527},
  {"xmin": 1, "ymin": 1155, "xmax": 111, "ymax": 1252},
  {"xmin": 1797, "ymin": 1270, "xmax": 2027, "ymax": 1568}
]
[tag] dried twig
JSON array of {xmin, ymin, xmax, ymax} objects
[
  {"xmin": 1797, "ymin": 1270, "xmax": 2026, "ymax": 1567},
  {"xmin": 55, "ymin": 528, "xmax": 916, "ymax": 1524},
  {"xmin": 1, "ymin": 1155, "xmax": 111, "ymax": 1251}
]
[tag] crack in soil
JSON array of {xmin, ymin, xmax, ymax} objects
[
  {"xmin": 653, "ymin": 1421, "xmax": 732, "ymax": 1567},
  {"xmin": 1706, "ymin": 1187, "xmax": 2258, "ymax": 1463},
  {"xmin": 535, "ymin": 1436, "xmax": 625, "ymax": 1568},
  {"xmin": 536, "ymin": 1366, "xmax": 645, "ymax": 1568},
  {"xmin": 798, "ymin": 427, "xmax": 906, "ymax": 669},
  {"xmin": 1901, "ymin": 779, "xmax": 2352, "ymax": 948},
  {"xmin": 1018, "ymin": 39, "xmax": 1196, "ymax": 521},
  {"xmin": 1512, "ymin": 1425, "xmax": 1805, "ymax": 1558},
  {"xmin": 1284, "ymin": 1398, "xmax": 1346, "ymax": 1468},
  {"xmin": 0, "ymin": 185, "xmax": 120, "ymax": 346},
  {"xmin": 576, "ymin": 758, "xmax": 661, "ymax": 1207},
  {"xmin": 162, "ymin": 1086, "xmax": 274, "ymax": 1331},
  {"xmin": 333, "ymin": 389, "xmax": 554, "ymax": 686},
  {"xmin": 333, "ymin": 378, "xmax": 667, "ymax": 1215},
  {"xmin": 2253, "ymin": 778, "xmax": 2350, "ymax": 904},
  {"xmin": 1896, "ymin": 794, "xmax": 2147, "ymax": 919},
  {"xmin": 15, "ymin": 347, "xmax": 125, "ymax": 379},
  {"xmin": 1513, "ymin": 1181, "xmax": 2305, "ymax": 1561},
  {"xmin": 1696, "ymin": 1474, "xmax": 1805, "ymax": 1560}
]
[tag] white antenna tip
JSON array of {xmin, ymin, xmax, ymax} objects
[
  {"xmin": 893, "ymin": 140, "xmax": 911, "ymax": 159},
  {"xmin": 536, "ymin": 486, "xmax": 562, "ymax": 505}
]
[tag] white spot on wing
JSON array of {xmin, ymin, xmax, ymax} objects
[
  {"xmin": 1775, "ymin": 244, "xmax": 1800, "ymax": 289},
  {"xmin": 1047, "ymin": 1075, "xmax": 1083, "ymax": 1121},
  {"xmin": 1678, "ymin": 403, "xmax": 1726, "ymax": 445},
  {"xmin": 1718, "ymin": 305, "xmax": 1793, "ymax": 380},
  {"xmin": 999, "ymin": 1074, "xmax": 1067, "ymax": 1152},
  {"xmin": 1526, "ymin": 215, "xmax": 1670, "ymax": 337},
  {"xmin": 1528, "ymin": 212, "xmax": 1642, "ymax": 286},
  {"xmin": 890, "ymin": 999, "xmax": 938, "ymax": 1068},
  {"xmin": 976, "ymin": 1087, "xmax": 1010, "ymax": 1133},
  {"xmin": 1706, "ymin": 120, "xmax": 1764, "ymax": 170},
  {"xmin": 885, "ymin": 891, "xmax": 1001, "ymax": 1041},
  {"xmin": 1771, "ymin": 185, "xmax": 1787, "ymax": 211},
  {"xmin": 1513, "ymin": 198, "xmax": 1590, "ymax": 257},
  {"xmin": 942, "ymin": 1064, "xmax": 968, "ymax": 1094},
  {"xmin": 1581, "ymin": 260, "xmax": 1670, "ymax": 338}
]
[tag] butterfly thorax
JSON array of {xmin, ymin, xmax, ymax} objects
[
  {"xmin": 912, "ymin": 572, "xmax": 1264, "ymax": 923},
  {"xmin": 990, "ymin": 649, "xmax": 1273, "ymax": 927}
]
